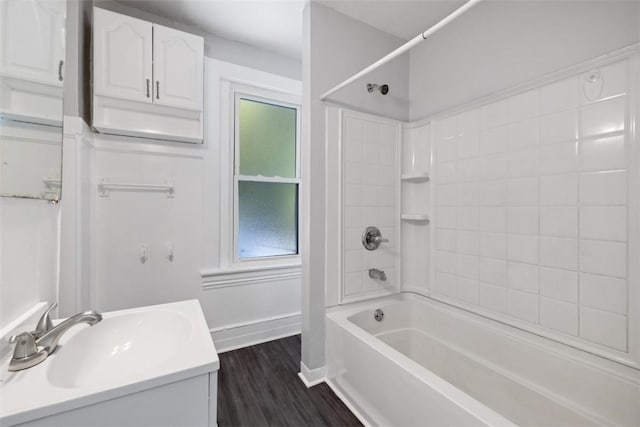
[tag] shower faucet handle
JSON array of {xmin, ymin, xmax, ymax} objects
[{"xmin": 362, "ymin": 226, "xmax": 388, "ymax": 250}]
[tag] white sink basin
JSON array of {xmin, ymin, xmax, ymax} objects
[
  {"xmin": 47, "ymin": 311, "xmax": 192, "ymax": 388},
  {"xmin": 0, "ymin": 300, "xmax": 219, "ymax": 427}
]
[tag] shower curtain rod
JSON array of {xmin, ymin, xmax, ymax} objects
[{"xmin": 320, "ymin": 0, "xmax": 483, "ymax": 101}]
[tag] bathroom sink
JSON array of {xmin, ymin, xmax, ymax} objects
[
  {"xmin": 1, "ymin": 300, "xmax": 218, "ymax": 426},
  {"xmin": 47, "ymin": 310, "xmax": 192, "ymax": 388}
]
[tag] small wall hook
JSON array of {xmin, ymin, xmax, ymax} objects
[
  {"xmin": 166, "ymin": 242, "xmax": 174, "ymax": 262},
  {"xmin": 139, "ymin": 244, "xmax": 149, "ymax": 264}
]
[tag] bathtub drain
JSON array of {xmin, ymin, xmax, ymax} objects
[{"xmin": 374, "ymin": 309, "xmax": 384, "ymax": 321}]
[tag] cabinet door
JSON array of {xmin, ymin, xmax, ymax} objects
[
  {"xmin": 93, "ymin": 8, "xmax": 152, "ymax": 103},
  {"xmin": 153, "ymin": 24, "xmax": 203, "ymax": 111},
  {"xmin": 0, "ymin": 0, "xmax": 66, "ymax": 86}
]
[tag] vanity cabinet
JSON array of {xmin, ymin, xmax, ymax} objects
[
  {"xmin": 17, "ymin": 373, "xmax": 217, "ymax": 427},
  {"xmin": 92, "ymin": 8, "xmax": 204, "ymax": 143}
]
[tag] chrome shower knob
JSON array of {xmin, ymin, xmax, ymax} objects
[{"xmin": 362, "ymin": 226, "xmax": 389, "ymax": 250}]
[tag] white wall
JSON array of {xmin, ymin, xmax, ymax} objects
[
  {"xmin": 59, "ymin": 117, "xmax": 96, "ymax": 316},
  {"xmin": 410, "ymin": 1, "xmax": 640, "ymax": 120},
  {"xmin": 51, "ymin": 0, "xmax": 304, "ymax": 350},
  {"xmin": 89, "ymin": 58, "xmax": 302, "ymax": 351},
  {"xmin": 301, "ymin": 2, "xmax": 410, "ymax": 377},
  {"xmin": 310, "ymin": 3, "xmax": 410, "ymax": 121},
  {"xmin": 3, "ymin": 0, "xmax": 303, "ymax": 349},
  {"xmin": 0, "ymin": 198, "xmax": 58, "ymax": 328},
  {"xmin": 64, "ymin": 0, "xmax": 92, "ymax": 121}
]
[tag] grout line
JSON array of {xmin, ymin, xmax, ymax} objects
[
  {"xmin": 536, "ymin": 88, "xmax": 542, "ymax": 327},
  {"xmin": 576, "ymin": 102, "xmax": 583, "ymax": 340}
]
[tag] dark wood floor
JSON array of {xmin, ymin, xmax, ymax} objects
[{"xmin": 217, "ymin": 335, "xmax": 362, "ymax": 427}]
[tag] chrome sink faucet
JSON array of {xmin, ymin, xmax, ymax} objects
[{"xmin": 7, "ymin": 303, "xmax": 102, "ymax": 372}]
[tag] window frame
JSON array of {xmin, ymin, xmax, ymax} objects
[{"xmin": 232, "ymin": 89, "xmax": 302, "ymax": 265}]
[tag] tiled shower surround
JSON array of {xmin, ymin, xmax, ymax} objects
[
  {"xmin": 433, "ymin": 58, "xmax": 634, "ymax": 356},
  {"xmin": 342, "ymin": 112, "xmax": 400, "ymax": 300}
]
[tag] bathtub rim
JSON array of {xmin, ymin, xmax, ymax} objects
[
  {"xmin": 327, "ymin": 292, "xmax": 640, "ymax": 385},
  {"xmin": 328, "ymin": 293, "xmax": 518, "ymax": 427},
  {"xmin": 326, "ymin": 292, "xmax": 639, "ymax": 426}
]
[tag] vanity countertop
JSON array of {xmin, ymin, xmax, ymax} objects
[{"xmin": 0, "ymin": 299, "xmax": 219, "ymax": 426}]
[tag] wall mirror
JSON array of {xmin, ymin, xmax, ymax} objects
[{"xmin": 0, "ymin": 0, "xmax": 66, "ymax": 201}]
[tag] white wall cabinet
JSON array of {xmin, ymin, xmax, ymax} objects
[
  {"xmin": 0, "ymin": 0, "xmax": 66, "ymax": 125},
  {"xmin": 93, "ymin": 8, "xmax": 153, "ymax": 103},
  {"xmin": 92, "ymin": 7, "xmax": 204, "ymax": 143},
  {"xmin": 0, "ymin": 0, "xmax": 65, "ymax": 86},
  {"xmin": 153, "ymin": 24, "xmax": 204, "ymax": 110}
]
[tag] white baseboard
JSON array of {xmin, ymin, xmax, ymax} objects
[
  {"xmin": 325, "ymin": 379, "xmax": 372, "ymax": 427},
  {"xmin": 211, "ymin": 313, "xmax": 301, "ymax": 353},
  {"xmin": 298, "ymin": 362, "xmax": 326, "ymax": 388}
]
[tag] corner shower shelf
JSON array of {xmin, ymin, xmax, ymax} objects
[
  {"xmin": 401, "ymin": 172, "xmax": 430, "ymax": 183},
  {"xmin": 401, "ymin": 213, "xmax": 430, "ymax": 222}
]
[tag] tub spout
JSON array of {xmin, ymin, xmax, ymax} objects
[{"xmin": 369, "ymin": 268, "xmax": 387, "ymax": 281}]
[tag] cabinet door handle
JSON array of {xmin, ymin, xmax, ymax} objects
[
  {"xmin": 58, "ymin": 60, "xmax": 64, "ymax": 82},
  {"xmin": 156, "ymin": 81, "xmax": 159, "ymax": 100},
  {"xmin": 146, "ymin": 79, "xmax": 150, "ymax": 98}
]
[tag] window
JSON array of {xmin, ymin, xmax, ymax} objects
[{"xmin": 234, "ymin": 95, "xmax": 300, "ymax": 261}]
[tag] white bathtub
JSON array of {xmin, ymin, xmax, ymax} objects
[{"xmin": 326, "ymin": 293, "xmax": 640, "ymax": 426}]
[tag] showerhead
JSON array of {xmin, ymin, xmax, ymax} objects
[{"xmin": 367, "ymin": 83, "xmax": 389, "ymax": 95}]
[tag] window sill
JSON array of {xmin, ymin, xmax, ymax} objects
[{"xmin": 201, "ymin": 263, "xmax": 302, "ymax": 290}]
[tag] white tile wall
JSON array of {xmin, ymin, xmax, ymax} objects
[
  {"xmin": 580, "ymin": 306, "xmax": 627, "ymax": 351},
  {"xmin": 580, "ymin": 135, "xmax": 625, "ymax": 171},
  {"xmin": 540, "ymin": 296, "xmax": 578, "ymax": 335},
  {"xmin": 457, "ymin": 277, "xmax": 479, "ymax": 304},
  {"xmin": 478, "ymin": 232, "xmax": 506, "ymax": 259},
  {"xmin": 540, "ymin": 267, "xmax": 578, "ymax": 303},
  {"xmin": 479, "ymin": 257, "xmax": 506, "ymax": 285},
  {"xmin": 342, "ymin": 114, "xmax": 399, "ymax": 299},
  {"xmin": 479, "ymin": 282, "xmax": 506, "ymax": 313},
  {"xmin": 540, "ymin": 110, "xmax": 578, "ymax": 144},
  {"xmin": 508, "ymin": 290, "xmax": 539, "ymax": 323},
  {"xmin": 580, "ymin": 273, "xmax": 627, "ymax": 314},
  {"xmin": 432, "ymin": 59, "xmax": 631, "ymax": 354}
]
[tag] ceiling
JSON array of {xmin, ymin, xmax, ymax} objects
[
  {"xmin": 318, "ymin": 0, "xmax": 466, "ymax": 41},
  {"xmin": 118, "ymin": 0, "xmax": 307, "ymax": 59},
  {"xmin": 117, "ymin": 0, "xmax": 467, "ymax": 60}
]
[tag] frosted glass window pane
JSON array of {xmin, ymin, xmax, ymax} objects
[
  {"xmin": 239, "ymin": 98, "xmax": 296, "ymax": 178},
  {"xmin": 238, "ymin": 181, "xmax": 298, "ymax": 259}
]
